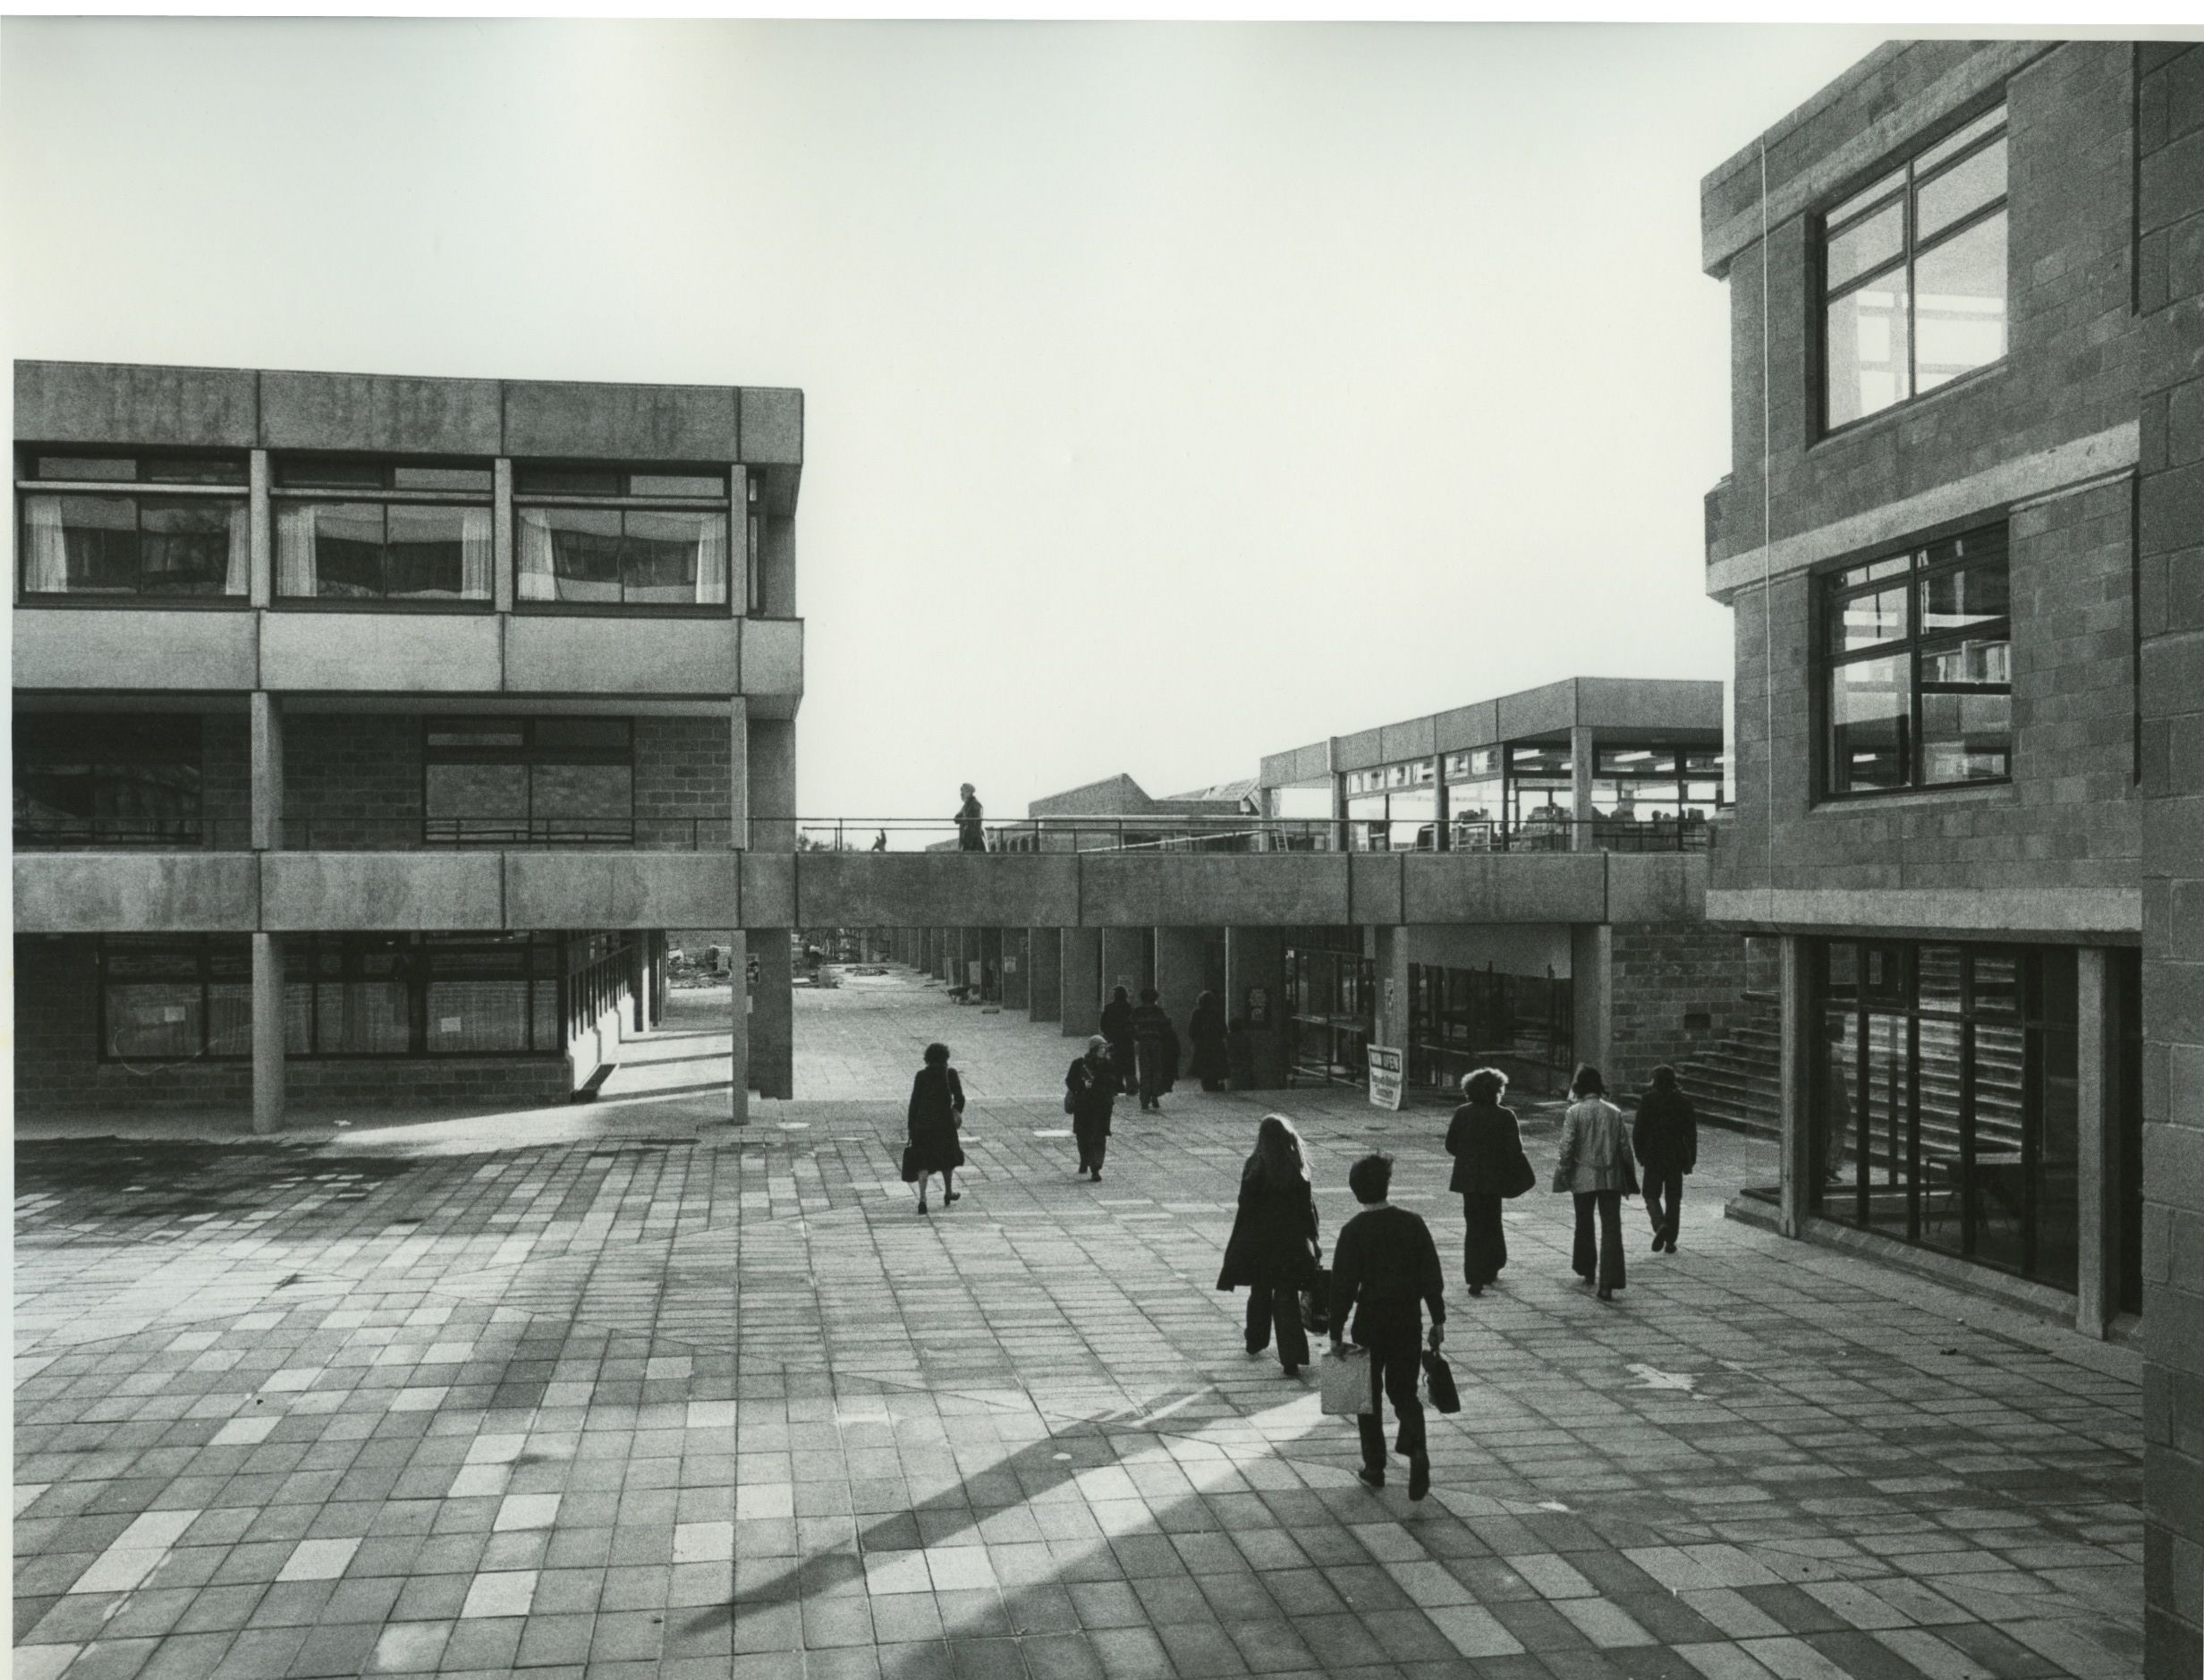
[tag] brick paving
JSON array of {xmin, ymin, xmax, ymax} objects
[{"xmin": 14, "ymin": 966, "xmax": 2144, "ymax": 1678}]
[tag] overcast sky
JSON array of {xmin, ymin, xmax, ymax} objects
[{"xmin": 2, "ymin": 20, "xmax": 1886, "ymax": 827}]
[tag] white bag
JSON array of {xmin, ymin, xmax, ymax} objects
[{"xmin": 1318, "ymin": 1345, "xmax": 1374, "ymax": 1417}]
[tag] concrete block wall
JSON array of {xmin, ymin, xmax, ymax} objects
[
  {"xmin": 2136, "ymin": 40, "xmax": 2204, "ymax": 1680},
  {"xmin": 1607, "ymin": 922, "xmax": 1750, "ymax": 1101},
  {"xmin": 634, "ymin": 717, "xmax": 733, "ymax": 847}
]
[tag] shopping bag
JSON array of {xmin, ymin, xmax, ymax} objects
[
  {"xmin": 1301, "ymin": 1265, "xmax": 1332, "ymax": 1334},
  {"xmin": 1318, "ymin": 1345, "xmax": 1373, "ymax": 1416},
  {"xmin": 1421, "ymin": 1349, "xmax": 1461, "ymax": 1414},
  {"xmin": 900, "ymin": 1145, "xmax": 923, "ymax": 1184}
]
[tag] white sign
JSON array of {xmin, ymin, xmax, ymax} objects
[{"xmin": 1367, "ymin": 1045, "xmax": 1405, "ymax": 1112}]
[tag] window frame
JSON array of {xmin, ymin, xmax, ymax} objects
[
  {"xmin": 270, "ymin": 454, "xmax": 496, "ymax": 613},
  {"xmin": 420, "ymin": 715, "xmax": 637, "ymax": 846},
  {"xmin": 15, "ymin": 447, "xmax": 251, "ymax": 607},
  {"xmin": 1818, "ymin": 103, "xmax": 2010, "ymax": 436},
  {"xmin": 1818, "ymin": 523, "xmax": 2013, "ymax": 801},
  {"xmin": 13, "ymin": 712, "xmax": 207, "ymax": 847},
  {"xmin": 513, "ymin": 460, "xmax": 737, "ymax": 617},
  {"xmin": 96, "ymin": 935, "xmax": 253, "ymax": 1063}
]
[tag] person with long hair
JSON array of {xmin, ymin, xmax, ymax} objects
[
  {"xmin": 905, "ymin": 1041, "xmax": 966, "ymax": 1214},
  {"xmin": 1552, "ymin": 1063, "xmax": 1635, "ymax": 1299},
  {"xmin": 1445, "ymin": 1066, "xmax": 1533, "ymax": 1295},
  {"xmin": 1216, "ymin": 1115, "xmax": 1320, "ymax": 1376}
]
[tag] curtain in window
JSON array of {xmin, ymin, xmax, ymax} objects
[
  {"xmin": 276, "ymin": 505, "xmax": 320, "ymax": 597},
  {"xmin": 517, "ymin": 509, "xmax": 557, "ymax": 600},
  {"xmin": 22, "ymin": 496, "xmax": 69, "ymax": 593},
  {"xmin": 225, "ymin": 505, "xmax": 250, "ymax": 596},
  {"xmin": 695, "ymin": 518, "xmax": 728, "ymax": 605},
  {"xmin": 460, "ymin": 506, "xmax": 493, "ymax": 599}
]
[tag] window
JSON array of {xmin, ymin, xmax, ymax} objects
[
  {"xmin": 17, "ymin": 451, "xmax": 249, "ymax": 600},
  {"xmin": 274, "ymin": 457, "xmax": 494, "ymax": 604},
  {"xmin": 514, "ymin": 462, "xmax": 731, "ymax": 607},
  {"xmin": 1590, "ymin": 744, "xmax": 1726, "ymax": 825},
  {"xmin": 422, "ymin": 716, "xmax": 634, "ymax": 844},
  {"xmin": 98, "ymin": 936, "xmax": 251, "ymax": 1061},
  {"xmin": 14, "ymin": 714, "xmax": 205, "ymax": 846},
  {"xmin": 1823, "ymin": 524, "xmax": 2011, "ymax": 794},
  {"xmin": 286, "ymin": 933, "xmax": 564, "ymax": 1056},
  {"xmin": 1821, "ymin": 104, "xmax": 2008, "ymax": 429}
]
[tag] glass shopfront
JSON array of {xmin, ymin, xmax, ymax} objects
[
  {"xmin": 1284, "ymin": 929, "xmax": 1373, "ymax": 1085},
  {"xmin": 1407, "ymin": 963, "xmax": 1574, "ymax": 1099},
  {"xmin": 1344, "ymin": 761, "xmax": 1436, "ymax": 851}
]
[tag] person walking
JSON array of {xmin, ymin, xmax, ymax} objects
[
  {"xmin": 1187, "ymin": 990, "xmax": 1230, "ymax": 1092},
  {"xmin": 1329, "ymin": 1154, "xmax": 1445, "ymax": 1501},
  {"xmin": 1130, "ymin": 988, "xmax": 1178, "ymax": 1113},
  {"xmin": 870, "ymin": 829, "xmax": 887, "ymax": 853},
  {"xmin": 954, "ymin": 784, "xmax": 985, "ymax": 852},
  {"xmin": 1100, "ymin": 985, "xmax": 1137, "ymax": 1095},
  {"xmin": 905, "ymin": 1041, "xmax": 966, "ymax": 1215},
  {"xmin": 1445, "ymin": 1066, "xmax": 1534, "ymax": 1295},
  {"xmin": 1066, "ymin": 1035, "xmax": 1117, "ymax": 1181},
  {"xmin": 1552, "ymin": 1064, "xmax": 1636, "ymax": 1300},
  {"xmin": 1216, "ymin": 1116, "xmax": 1320, "ymax": 1377},
  {"xmin": 1633, "ymin": 1065, "xmax": 1698, "ymax": 1254}
]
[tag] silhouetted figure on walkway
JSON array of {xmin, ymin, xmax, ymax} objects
[
  {"xmin": 1633, "ymin": 1065, "xmax": 1698, "ymax": 1254},
  {"xmin": 1131, "ymin": 988, "xmax": 1177, "ymax": 1113},
  {"xmin": 1066, "ymin": 1035, "xmax": 1116, "ymax": 1181},
  {"xmin": 1330, "ymin": 1153, "xmax": 1445, "ymax": 1501},
  {"xmin": 871, "ymin": 829, "xmax": 887, "ymax": 852},
  {"xmin": 1554, "ymin": 1063, "xmax": 1635, "ymax": 1300},
  {"xmin": 955, "ymin": 785, "xmax": 985, "ymax": 852},
  {"xmin": 1187, "ymin": 990, "xmax": 1229, "ymax": 1092},
  {"xmin": 1445, "ymin": 1066, "xmax": 1533, "ymax": 1295},
  {"xmin": 1217, "ymin": 1115, "xmax": 1319, "ymax": 1377},
  {"xmin": 1100, "ymin": 986, "xmax": 1136, "ymax": 1094},
  {"xmin": 906, "ymin": 1041, "xmax": 965, "ymax": 1214}
]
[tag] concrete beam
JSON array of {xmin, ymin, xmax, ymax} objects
[{"xmin": 14, "ymin": 853, "xmax": 261, "ymax": 933}]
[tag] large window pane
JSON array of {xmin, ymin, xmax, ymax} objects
[
  {"xmin": 537, "ymin": 508, "xmax": 623, "ymax": 602},
  {"xmin": 302, "ymin": 503, "xmax": 384, "ymax": 598},
  {"xmin": 384, "ymin": 505, "xmax": 472, "ymax": 599},
  {"xmin": 1825, "ymin": 279, "xmax": 1910, "ymax": 427},
  {"xmin": 1971, "ymin": 1021, "xmax": 2027, "ymax": 1271},
  {"xmin": 1921, "ymin": 560, "xmax": 2009, "ymax": 633},
  {"xmin": 140, "ymin": 500, "xmax": 240, "ymax": 596},
  {"xmin": 1830, "ymin": 583, "xmax": 1910, "ymax": 654},
  {"xmin": 1864, "ymin": 1014, "xmax": 1912, "ymax": 1237},
  {"xmin": 1828, "ymin": 654, "xmax": 1910, "ymax": 791},
  {"xmin": 1816, "ymin": 1008, "xmax": 1858, "ymax": 1217},
  {"xmin": 2030, "ymin": 950, "xmax": 2080, "ymax": 1290},
  {"xmin": 1914, "ymin": 213, "xmax": 2007, "ymax": 392},
  {"xmin": 426, "ymin": 981, "xmax": 531, "ymax": 1053},
  {"xmin": 1918, "ymin": 1014, "xmax": 1968, "ymax": 1258},
  {"xmin": 1920, "ymin": 688, "xmax": 2011, "ymax": 784},
  {"xmin": 1915, "ymin": 136, "xmax": 2006, "ymax": 240},
  {"xmin": 47, "ymin": 495, "xmax": 137, "ymax": 592},
  {"xmin": 1826, "ymin": 201, "xmax": 1903, "ymax": 289}
]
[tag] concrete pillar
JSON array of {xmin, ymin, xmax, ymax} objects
[
  {"xmin": 1154, "ymin": 928, "xmax": 1208, "ymax": 1018},
  {"xmin": 1373, "ymin": 926, "xmax": 1412, "ymax": 1053},
  {"xmin": 248, "ymin": 450, "xmax": 272, "ymax": 607},
  {"xmin": 761, "ymin": 514, "xmax": 796, "ymax": 618},
  {"xmin": 727, "ymin": 932, "xmax": 750, "ymax": 1106},
  {"xmin": 630, "ymin": 938, "xmax": 650, "ymax": 1033},
  {"xmin": 1028, "ymin": 927, "xmax": 1063, "ymax": 1022},
  {"xmin": 750, "ymin": 717, "xmax": 797, "ymax": 850},
  {"xmin": 250, "ymin": 691, "xmax": 283, "ymax": 853},
  {"xmin": 1777, "ymin": 934, "xmax": 1812, "ymax": 1239},
  {"xmin": 250, "ymin": 932, "xmax": 284, "ymax": 1135},
  {"xmin": 493, "ymin": 458, "xmax": 515, "ymax": 615},
  {"xmin": 1570, "ymin": 723, "xmax": 1596, "ymax": 852},
  {"xmin": 1101, "ymin": 927, "xmax": 1149, "ymax": 1002},
  {"xmin": 1569, "ymin": 923, "xmax": 1612, "ymax": 1078},
  {"xmin": 1001, "ymin": 929, "xmax": 1029, "ymax": 1010},
  {"xmin": 752, "ymin": 930, "xmax": 793, "ymax": 1099},
  {"xmin": 1225, "ymin": 927, "xmax": 1289, "ymax": 1090},
  {"xmin": 727, "ymin": 701, "xmax": 750, "ymax": 1124},
  {"xmin": 2075, "ymin": 946, "xmax": 2117, "ymax": 1340},
  {"xmin": 1061, "ymin": 927, "xmax": 1103, "ymax": 1038}
]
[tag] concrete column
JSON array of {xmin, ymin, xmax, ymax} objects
[
  {"xmin": 1570, "ymin": 723, "xmax": 1596, "ymax": 852},
  {"xmin": 1777, "ymin": 934, "xmax": 1812, "ymax": 1239},
  {"xmin": 761, "ymin": 515, "xmax": 797, "ymax": 618},
  {"xmin": 1061, "ymin": 927, "xmax": 1103, "ymax": 1038},
  {"xmin": 1027, "ymin": 927, "xmax": 1063, "ymax": 1022},
  {"xmin": 249, "ymin": 450, "xmax": 272, "ymax": 607},
  {"xmin": 1373, "ymin": 926, "xmax": 1412, "ymax": 1053},
  {"xmin": 630, "ymin": 938, "xmax": 650, "ymax": 1033},
  {"xmin": 1225, "ymin": 927, "xmax": 1289, "ymax": 1090},
  {"xmin": 1001, "ymin": 929, "xmax": 1029, "ymax": 1010},
  {"xmin": 752, "ymin": 930, "xmax": 793, "ymax": 1099},
  {"xmin": 1154, "ymin": 928, "xmax": 1208, "ymax": 1017},
  {"xmin": 1101, "ymin": 927, "xmax": 1149, "ymax": 1002},
  {"xmin": 493, "ymin": 458, "xmax": 515, "ymax": 615},
  {"xmin": 251, "ymin": 932, "xmax": 284, "ymax": 1135},
  {"xmin": 727, "ymin": 701, "xmax": 750, "ymax": 1125},
  {"xmin": 250, "ymin": 692, "xmax": 283, "ymax": 853},
  {"xmin": 727, "ymin": 932, "xmax": 750, "ymax": 1107},
  {"xmin": 961, "ymin": 928, "xmax": 982, "ymax": 997},
  {"xmin": 750, "ymin": 717, "xmax": 797, "ymax": 850},
  {"xmin": 1569, "ymin": 923, "xmax": 1612, "ymax": 1078},
  {"xmin": 2075, "ymin": 946, "xmax": 2117, "ymax": 1340}
]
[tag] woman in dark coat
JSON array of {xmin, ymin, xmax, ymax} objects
[
  {"xmin": 1632, "ymin": 1064, "xmax": 1699, "ymax": 1254},
  {"xmin": 1100, "ymin": 986, "xmax": 1137, "ymax": 1094},
  {"xmin": 1130, "ymin": 988, "xmax": 1178, "ymax": 1113},
  {"xmin": 1187, "ymin": 991, "xmax": 1230, "ymax": 1092},
  {"xmin": 1446, "ymin": 1065, "xmax": 1532, "ymax": 1295},
  {"xmin": 1066, "ymin": 1035, "xmax": 1117, "ymax": 1181},
  {"xmin": 906, "ymin": 1041, "xmax": 966, "ymax": 1214},
  {"xmin": 1216, "ymin": 1115, "xmax": 1320, "ymax": 1375}
]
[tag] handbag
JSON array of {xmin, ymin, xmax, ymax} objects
[
  {"xmin": 1421, "ymin": 1348, "xmax": 1461, "ymax": 1414},
  {"xmin": 1500, "ymin": 1151, "xmax": 1537, "ymax": 1200},
  {"xmin": 1063, "ymin": 1091, "xmax": 1078, "ymax": 1116},
  {"xmin": 1301, "ymin": 1263, "xmax": 1332, "ymax": 1334},
  {"xmin": 899, "ymin": 1144, "xmax": 923, "ymax": 1184},
  {"xmin": 1318, "ymin": 1345, "xmax": 1373, "ymax": 1416}
]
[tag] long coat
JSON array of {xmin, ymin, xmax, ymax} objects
[
  {"xmin": 1445, "ymin": 1100, "xmax": 1531, "ymax": 1197},
  {"xmin": 1130, "ymin": 1002, "xmax": 1179, "ymax": 1098},
  {"xmin": 906, "ymin": 1065, "xmax": 966, "ymax": 1172},
  {"xmin": 1186, "ymin": 998, "xmax": 1230, "ymax": 1084},
  {"xmin": 1066, "ymin": 1055, "xmax": 1115, "ymax": 1139},
  {"xmin": 1632, "ymin": 1087, "xmax": 1699, "ymax": 1175},
  {"xmin": 1554, "ymin": 1097, "xmax": 1634, "ymax": 1194},
  {"xmin": 1216, "ymin": 1165, "xmax": 1319, "ymax": 1292}
]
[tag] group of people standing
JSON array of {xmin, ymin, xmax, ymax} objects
[{"xmin": 1098, "ymin": 984, "xmax": 1231, "ymax": 1110}]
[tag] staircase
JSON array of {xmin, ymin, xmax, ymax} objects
[{"xmin": 1674, "ymin": 992, "xmax": 1781, "ymax": 1136}]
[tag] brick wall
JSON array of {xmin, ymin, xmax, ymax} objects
[
  {"xmin": 1609, "ymin": 922, "xmax": 1750, "ymax": 1100},
  {"xmin": 283, "ymin": 714, "xmax": 422, "ymax": 846},
  {"xmin": 635, "ymin": 716, "xmax": 731, "ymax": 847},
  {"xmin": 2135, "ymin": 41, "xmax": 2204, "ymax": 1680}
]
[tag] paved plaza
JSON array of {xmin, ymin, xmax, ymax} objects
[{"xmin": 13, "ymin": 969, "xmax": 2146, "ymax": 1679}]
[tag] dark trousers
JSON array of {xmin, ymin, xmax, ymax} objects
[
  {"xmin": 1572, "ymin": 1190, "xmax": 1625, "ymax": 1291},
  {"xmin": 1353, "ymin": 1333, "xmax": 1428, "ymax": 1471},
  {"xmin": 1243, "ymin": 1280, "xmax": 1310, "ymax": 1370},
  {"xmin": 1460, "ymin": 1192, "xmax": 1506, "ymax": 1288},
  {"xmin": 1074, "ymin": 1125, "xmax": 1107, "ymax": 1173},
  {"xmin": 1642, "ymin": 1170, "xmax": 1683, "ymax": 1245}
]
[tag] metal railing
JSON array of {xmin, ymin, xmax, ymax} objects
[{"xmin": 13, "ymin": 819, "xmax": 254, "ymax": 851}]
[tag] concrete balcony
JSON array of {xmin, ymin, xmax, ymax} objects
[
  {"xmin": 14, "ymin": 851, "xmax": 260, "ymax": 933},
  {"xmin": 13, "ymin": 607, "xmax": 259, "ymax": 692}
]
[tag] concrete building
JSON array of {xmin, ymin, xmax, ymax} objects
[
  {"xmin": 1696, "ymin": 42, "xmax": 2199, "ymax": 1674},
  {"xmin": 13, "ymin": 360, "xmax": 804, "ymax": 1126}
]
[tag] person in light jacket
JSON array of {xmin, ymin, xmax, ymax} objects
[
  {"xmin": 1553, "ymin": 1063, "xmax": 1634, "ymax": 1300},
  {"xmin": 1216, "ymin": 1115, "xmax": 1320, "ymax": 1376},
  {"xmin": 1632, "ymin": 1065, "xmax": 1699, "ymax": 1254},
  {"xmin": 1445, "ymin": 1066, "xmax": 1532, "ymax": 1295}
]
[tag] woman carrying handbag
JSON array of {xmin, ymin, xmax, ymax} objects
[{"xmin": 1445, "ymin": 1066, "xmax": 1536, "ymax": 1295}]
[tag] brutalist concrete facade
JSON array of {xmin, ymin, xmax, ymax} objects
[{"xmin": 13, "ymin": 360, "xmax": 804, "ymax": 1126}]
